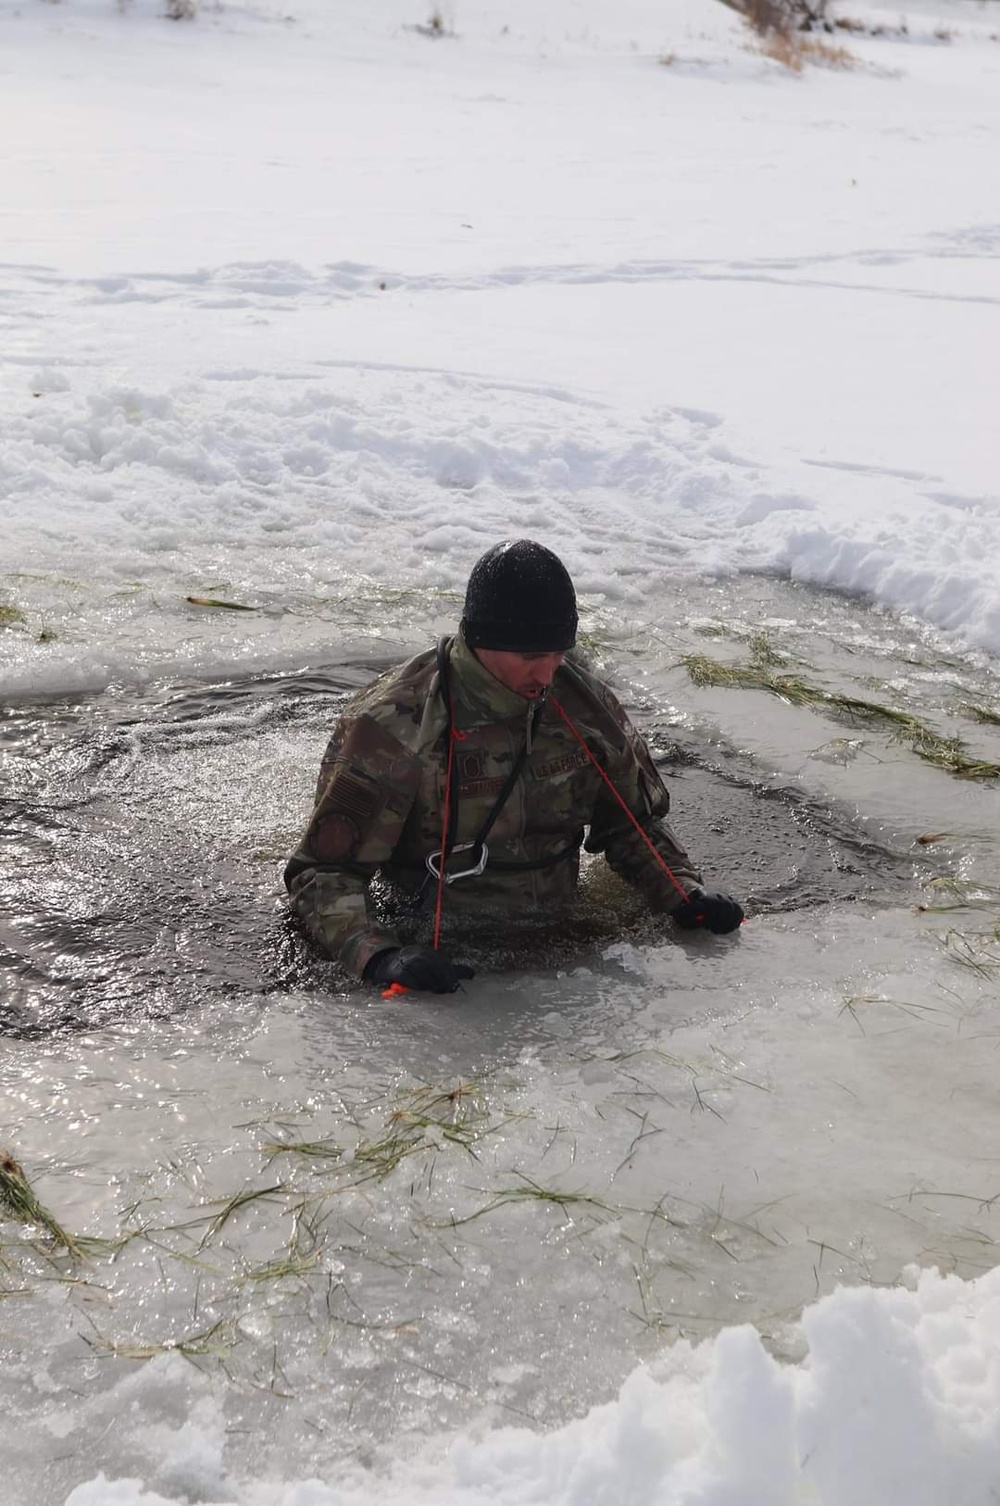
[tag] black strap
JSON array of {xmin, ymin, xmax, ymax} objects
[
  {"xmin": 467, "ymin": 719, "xmax": 534, "ymax": 853},
  {"xmin": 483, "ymin": 831, "xmax": 584, "ymax": 872}
]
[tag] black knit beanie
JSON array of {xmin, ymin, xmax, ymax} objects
[{"xmin": 461, "ymin": 540, "xmax": 578, "ymax": 653}]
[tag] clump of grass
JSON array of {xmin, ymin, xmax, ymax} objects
[
  {"xmin": 140, "ymin": 1181, "xmax": 289, "ymax": 1253},
  {"xmin": 746, "ymin": 631, "xmax": 789, "ymax": 667},
  {"xmin": 0, "ymin": 604, "xmax": 26, "ymax": 628},
  {"xmin": 388, "ymin": 1082, "xmax": 489, "ymax": 1144},
  {"xmin": 916, "ymin": 876, "xmax": 1000, "ymax": 914},
  {"xmin": 609, "ymin": 1045, "xmax": 770, "ymax": 1124},
  {"xmin": 726, "ymin": 0, "xmax": 858, "ymax": 68},
  {"xmin": 940, "ymin": 928, "xmax": 1000, "ymax": 981},
  {"xmin": 360, "ymin": 1080, "xmax": 512, "ymax": 1180},
  {"xmin": 961, "ymin": 703, "xmax": 1000, "ymax": 729},
  {"xmin": 754, "ymin": 31, "xmax": 856, "ymax": 68},
  {"xmin": 81, "ymin": 1316, "xmax": 233, "ymax": 1362},
  {"xmin": 754, "ymin": 29, "xmax": 807, "ymax": 67},
  {"xmin": 275, "ymin": 1200, "xmax": 327, "ymax": 1270},
  {"xmin": 263, "ymin": 1138, "xmax": 343, "ymax": 1166},
  {"xmin": 682, "ymin": 652, "xmax": 1000, "ymax": 781},
  {"xmin": 264, "ymin": 1082, "xmax": 509, "ymax": 1187},
  {"xmin": 244, "ymin": 1246, "xmax": 324, "ymax": 1284},
  {"xmin": 306, "ymin": 584, "xmax": 462, "ymax": 628},
  {"xmin": 684, "ymin": 653, "xmax": 801, "ymax": 695},
  {"xmin": 0, "ymin": 1152, "xmax": 82, "ymax": 1256},
  {"xmin": 197, "ymin": 1184, "xmax": 285, "ymax": 1247},
  {"xmin": 802, "ymin": 36, "xmax": 856, "ymax": 66},
  {"xmin": 838, "ymin": 993, "xmax": 952, "ymax": 1035},
  {"xmin": 441, "ymin": 1173, "xmax": 617, "ymax": 1229}
]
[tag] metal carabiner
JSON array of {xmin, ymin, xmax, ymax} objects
[{"xmin": 425, "ymin": 841, "xmax": 489, "ymax": 885}]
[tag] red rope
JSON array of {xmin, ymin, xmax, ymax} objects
[
  {"xmin": 432, "ymin": 719, "xmax": 465, "ymax": 950},
  {"xmin": 549, "ymin": 695, "xmax": 691, "ymax": 905}
]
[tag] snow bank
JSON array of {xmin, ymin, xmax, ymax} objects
[
  {"xmin": 63, "ymin": 1265, "xmax": 1000, "ymax": 1505},
  {"xmin": 3, "ymin": 341, "xmax": 999, "ymax": 696}
]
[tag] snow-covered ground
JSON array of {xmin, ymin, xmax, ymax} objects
[
  {"xmin": 2, "ymin": 0, "xmax": 1000, "ymax": 1502},
  {"xmin": 2, "ymin": 0, "xmax": 999, "ymax": 695}
]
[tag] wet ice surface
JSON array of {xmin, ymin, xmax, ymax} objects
[{"xmin": 2, "ymin": 577, "xmax": 1000, "ymax": 1499}]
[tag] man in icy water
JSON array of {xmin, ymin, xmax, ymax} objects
[{"xmin": 285, "ymin": 540, "xmax": 743, "ymax": 993}]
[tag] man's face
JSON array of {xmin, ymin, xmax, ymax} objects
[{"xmin": 475, "ymin": 648, "xmax": 565, "ymax": 699}]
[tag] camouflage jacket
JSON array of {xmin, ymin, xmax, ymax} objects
[{"xmin": 284, "ymin": 632, "xmax": 702, "ymax": 976}]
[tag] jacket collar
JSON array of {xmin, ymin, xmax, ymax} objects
[{"xmin": 449, "ymin": 630, "xmax": 538, "ymax": 725}]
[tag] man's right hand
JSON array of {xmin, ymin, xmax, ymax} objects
[
  {"xmin": 671, "ymin": 888, "xmax": 744, "ymax": 934},
  {"xmin": 363, "ymin": 945, "xmax": 475, "ymax": 994}
]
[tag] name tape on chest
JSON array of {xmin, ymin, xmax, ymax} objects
[{"xmin": 531, "ymin": 750, "xmax": 591, "ymax": 780}]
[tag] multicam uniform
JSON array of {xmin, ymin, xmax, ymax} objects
[{"xmin": 284, "ymin": 632, "xmax": 702, "ymax": 976}]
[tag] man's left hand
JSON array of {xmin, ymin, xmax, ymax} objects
[{"xmin": 671, "ymin": 888, "xmax": 744, "ymax": 934}]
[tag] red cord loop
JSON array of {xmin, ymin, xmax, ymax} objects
[{"xmin": 549, "ymin": 696, "xmax": 691, "ymax": 904}]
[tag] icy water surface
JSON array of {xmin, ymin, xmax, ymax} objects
[{"xmin": 2, "ymin": 576, "xmax": 1000, "ymax": 1501}]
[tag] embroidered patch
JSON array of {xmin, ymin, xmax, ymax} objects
[
  {"xmin": 314, "ymin": 813, "xmax": 361, "ymax": 861},
  {"xmin": 458, "ymin": 749, "xmax": 488, "ymax": 783},
  {"xmin": 532, "ymin": 751, "xmax": 589, "ymax": 780},
  {"xmin": 323, "ymin": 766, "xmax": 380, "ymax": 823},
  {"xmin": 457, "ymin": 776, "xmax": 508, "ymax": 799}
]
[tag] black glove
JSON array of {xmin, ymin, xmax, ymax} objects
[
  {"xmin": 363, "ymin": 944, "xmax": 475, "ymax": 994},
  {"xmin": 671, "ymin": 889, "xmax": 744, "ymax": 935}
]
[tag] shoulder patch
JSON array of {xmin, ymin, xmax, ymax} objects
[{"xmin": 323, "ymin": 766, "xmax": 380, "ymax": 825}]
